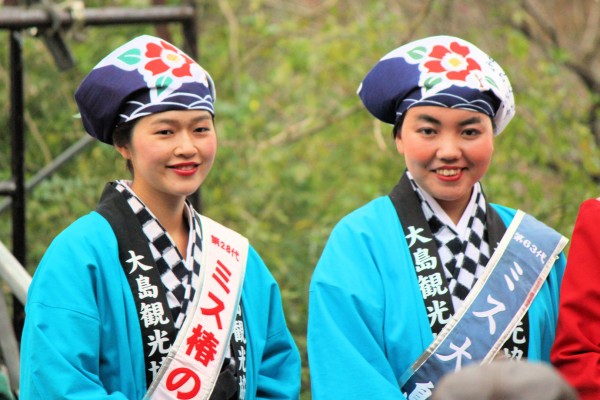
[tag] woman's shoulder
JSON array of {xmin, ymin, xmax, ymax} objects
[
  {"xmin": 47, "ymin": 211, "xmax": 116, "ymax": 251},
  {"xmin": 335, "ymin": 195, "xmax": 395, "ymax": 228},
  {"xmin": 489, "ymin": 203, "xmax": 517, "ymax": 215},
  {"xmin": 62, "ymin": 210, "xmax": 113, "ymax": 234}
]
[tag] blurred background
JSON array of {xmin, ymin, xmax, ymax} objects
[{"xmin": 1, "ymin": 0, "xmax": 599, "ymax": 398}]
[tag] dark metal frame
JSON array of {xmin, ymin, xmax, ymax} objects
[{"xmin": 0, "ymin": 2, "xmax": 199, "ymax": 342}]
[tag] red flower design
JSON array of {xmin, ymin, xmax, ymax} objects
[
  {"xmin": 423, "ymin": 41, "xmax": 481, "ymax": 81},
  {"xmin": 143, "ymin": 40, "xmax": 194, "ymax": 78}
]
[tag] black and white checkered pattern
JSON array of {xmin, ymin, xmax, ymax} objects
[
  {"xmin": 116, "ymin": 181, "xmax": 202, "ymax": 329},
  {"xmin": 410, "ymin": 179, "xmax": 490, "ymax": 310}
]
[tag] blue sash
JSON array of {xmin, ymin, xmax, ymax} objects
[{"xmin": 400, "ymin": 210, "xmax": 567, "ymax": 399}]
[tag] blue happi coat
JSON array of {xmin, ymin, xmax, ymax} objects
[
  {"xmin": 20, "ymin": 207, "xmax": 300, "ymax": 399},
  {"xmin": 308, "ymin": 196, "xmax": 565, "ymax": 399}
]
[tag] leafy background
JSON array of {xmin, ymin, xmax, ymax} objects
[{"xmin": 1, "ymin": 0, "xmax": 600, "ymax": 398}]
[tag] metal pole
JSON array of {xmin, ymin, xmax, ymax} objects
[
  {"xmin": 0, "ymin": 239, "xmax": 30, "ymax": 393},
  {"xmin": 0, "ymin": 134, "xmax": 95, "ymax": 215},
  {"xmin": 0, "ymin": 291, "xmax": 20, "ymax": 395},
  {"xmin": 9, "ymin": 29, "xmax": 26, "ymax": 342},
  {"xmin": 0, "ymin": 6, "xmax": 196, "ymax": 29},
  {"xmin": 0, "ymin": 240, "xmax": 31, "ymax": 305}
]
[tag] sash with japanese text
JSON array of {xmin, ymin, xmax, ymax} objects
[
  {"xmin": 145, "ymin": 214, "xmax": 248, "ymax": 400},
  {"xmin": 389, "ymin": 172, "xmax": 531, "ymax": 359},
  {"xmin": 97, "ymin": 183, "xmax": 178, "ymax": 386},
  {"xmin": 398, "ymin": 210, "xmax": 567, "ymax": 399},
  {"xmin": 389, "ymin": 174, "xmax": 455, "ymax": 335}
]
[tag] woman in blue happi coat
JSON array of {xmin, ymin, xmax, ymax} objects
[
  {"xmin": 307, "ymin": 35, "xmax": 567, "ymax": 399},
  {"xmin": 20, "ymin": 35, "xmax": 300, "ymax": 400}
]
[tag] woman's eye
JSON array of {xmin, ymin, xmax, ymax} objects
[
  {"xmin": 156, "ymin": 129, "xmax": 172, "ymax": 135},
  {"xmin": 418, "ymin": 128, "xmax": 436, "ymax": 135},
  {"xmin": 462, "ymin": 129, "xmax": 480, "ymax": 136}
]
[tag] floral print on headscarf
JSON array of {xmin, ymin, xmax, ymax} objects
[
  {"xmin": 358, "ymin": 35, "xmax": 515, "ymax": 135},
  {"xmin": 75, "ymin": 35, "xmax": 216, "ymax": 144}
]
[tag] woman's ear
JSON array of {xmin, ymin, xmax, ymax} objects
[
  {"xmin": 395, "ymin": 134, "xmax": 405, "ymax": 155},
  {"xmin": 114, "ymin": 144, "xmax": 130, "ymax": 160}
]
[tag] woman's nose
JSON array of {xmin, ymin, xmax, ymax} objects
[
  {"xmin": 436, "ymin": 135, "xmax": 461, "ymax": 160},
  {"xmin": 174, "ymin": 132, "xmax": 197, "ymax": 156}
]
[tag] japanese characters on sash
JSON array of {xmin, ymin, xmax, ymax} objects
[
  {"xmin": 146, "ymin": 215, "xmax": 247, "ymax": 400},
  {"xmin": 99, "ymin": 193, "xmax": 247, "ymax": 399},
  {"xmin": 389, "ymin": 174, "xmax": 531, "ymax": 360},
  {"xmin": 399, "ymin": 211, "xmax": 566, "ymax": 399}
]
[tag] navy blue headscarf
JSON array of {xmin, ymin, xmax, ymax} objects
[
  {"xmin": 75, "ymin": 35, "xmax": 216, "ymax": 144},
  {"xmin": 358, "ymin": 35, "xmax": 515, "ymax": 135}
]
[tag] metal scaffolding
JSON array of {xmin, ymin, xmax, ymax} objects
[{"xmin": 0, "ymin": 2, "xmax": 199, "ymax": 396}]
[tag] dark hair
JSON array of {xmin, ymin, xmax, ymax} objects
[
  {"xmin": 392, "ymin": 114, "xmax": 405, "ymax": 138},
  {"xmin": 112, "ymin": 119, "xmax": 138, "ymax": 174}
]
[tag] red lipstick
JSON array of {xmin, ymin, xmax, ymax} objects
[{"xmin": 169, "ymin": 162, "xmax": 199, "ymax": 176}]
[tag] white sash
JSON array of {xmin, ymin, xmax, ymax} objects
[{"xmin": 145, "ymin": 214, "xmax": 248, "ymax": 399}]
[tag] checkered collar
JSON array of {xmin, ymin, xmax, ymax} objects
[
  {"xmin": 405, "ymin": 171, "xmax": 483, "ymax": 239},
  {"xmin": 406, "ymin": 172, "xmax": 490, "ymax": 307},
  {"xmin": 114, "ymin": 180, "xmax": 201, "ymax": 244},
  {"xmin": 114, "ymin": 179, "xmax": 203, "ymax": 329}
]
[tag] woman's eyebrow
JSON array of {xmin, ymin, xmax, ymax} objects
[
  {"xmin": 191, "ymin": 114, "xmax": 213, "ymax": 123},
  {"xmin": 415, "ymin": 114, "xmax": 441, "ymax": 125},
  {"xmin": 459, "ymin": 116, "xmax": 483, "ymax": 126},
  {"xmin": 150, "ymin": 114, "xmax": 212, "ymax": 125},
  {"xmin": 415, "ymin": 114, "xmax": 483, "ymax": 126},
  {"xmin": 150, "ymin": 118, "xmax": 177, "ymax": 125}
]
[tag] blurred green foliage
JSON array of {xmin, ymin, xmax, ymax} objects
[{"xmin": 1, "ymin": 1, "xmax": 599, "ymax": 398}]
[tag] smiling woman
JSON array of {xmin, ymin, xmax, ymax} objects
[
  {"xmin": 395, "ymin": 106, "xmax": 494, "ymax": 224},
  {"xmin": 115, "ymin": 110, "xmax": 217, "ymax": 213},
  {"xmin": 19, "ymin": 35, "xmax": 300, "ymax": 400},
  {"xmin": 307, "ymin": 35, "xmax": 569, "ymax": 400}
]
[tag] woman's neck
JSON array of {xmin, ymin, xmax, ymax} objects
[
  {"xmin": 153, "ymin": 199, "xmax": 190, "ymax": 257},
  {"xmin": 129, "ymin": 183, "xmax": 190, "ymax": 255},
  {"xmin": 437, "ymin": 198, "xmax": 470, "ymax": 225}
]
